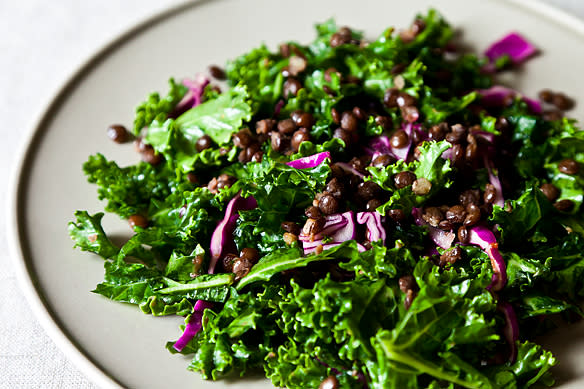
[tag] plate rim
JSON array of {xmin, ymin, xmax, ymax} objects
[{"xmin": 6, "ymin": 0, "xmax": 584, "ymax": 387}]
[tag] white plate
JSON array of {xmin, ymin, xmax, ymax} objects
[{"xmin": 8, "ymin": 0, "xmax": 584, "ymax": 387}]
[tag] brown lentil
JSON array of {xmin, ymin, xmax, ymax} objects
[
  {"xmin": 352, "ymin": 106, "xmax": 366, "ymax": 120},
  {"xmin": 394, "ymin": 171, "xmax": 417, "ymax": 189},
  {"xmin": 396, "ymin": 92, "xmax": 416, "ymax": 107},
  {"xmin": 390, "ymin": 129, "xmax": 409, "ymax": 148},
  {"xmin": 558, "ymin": 158, "xmax": 580, "ymax": 175},
  {"xmin": 429, "ymin": 123, "xmax": 448, "ymax": 141},
  {"xmin": 330, "ymin": 32, "xmax": 349, "ymax": 47},
  {"xmin": 222, "ymin": 253, "xmax": 238, "ymax": 273},
  {"xmin": 292, "ymin": 111, "xmax": 314, "ymax": 128},
  {"xmin": 277, "ymin": 119, "xmax": 297, "ymax": 135},
  {"xmin": 388, "ymin": 208, "xmax": 406, "ymax": 223},
  {"xmin": 538, "ymin": 89, "xmax": 554, "ymax": 103},
  {"xmin": 281, "ymin": 221, "xmax": 301, "ymax": 235},
  {"xmin": 465, "ymin": 142, "xmax": 478, "ymax": 163},
  {"xmin": 331, "ymin": 107, "xmax": 341, "ymax": 124},
  {"xmin": 319, "ymin": 194, "xmax": 340, "ymax": 215},
  {"xmin": 208, "ymin": 65, "xmax": 226, "ymax": 80},
  {"xmin": 459, "ymin": 189, "xmax": 480, "ymax": 206},
  {"xmin": 107, "ymin": 124, "xmax": 129, "ymax": 143},
  {"xmin": 271, "ymin": 132, "xmax": 285, "ymax": 152},
  {"xmin": 457, "ymin": 226, "xmax": 469, "ymax": 244},
  {"xmin": 357, "ymin": 181, "xmax": 382, "ymax": 201},
  {"xmin": 196, "ymin": 134, "xmax": 215, "ymax": 151},
  {"xmin": 399, "ymin": 275, "xmax": 416, "ymax": 293},
  {"xmin": 290, "ymin": 128, "xmax": 310, "ymax": 152},
  {"xmin": 371, "ymin": 154, "xmax": 396, "ymax": 168},
  {"xmin": 422, "ymin": 207, "xmax": 443, "ymax": 227},
  {"xmin": 305, "ymin": 206, "xmax": 322, "ymax": 219},
  {"xmin": 540, "ymin": 183, "xmax": 560, "ymax": 202},
  {"xmin": 412, "ymin": 177, "xmax": 432, "ymax": 195},
  {"xmin": 440, "ymin": 246, "xmax": 462, "ymax": 265},
  {"xmin": 192, "ymin": 254, "xmax": 204, "ymax": 275},
  {"xmin": 303, "ymin": 217, "xmax": 325, "ymax": 235},
  {"xmin": 256, "ymin": 119, "xmax": 276, "ymax": 134},
  {"xmin": 451, "ymin": 144, "xmax": 464, "ymax": 165},
  {"xmin": 484, "ymin": 184, "xmax": 497, "ymax": 204},
  {"xmin": 401, "ymin": 106, "xmax": 419, "ymax": 123},
  {"xmin": 141, "ymin": 148, "xmax": 163, "ymax": 165},
  {"xmin": 366, "ymin": 198, "xmax": 383, "ymax": 211},
  {"xmin": 375, "ymin": 115, "xmax": 392, "ymax": 130},
  {"xmin": 128, "ymin": 214, "xmax": 148, "ymax": 229},
  {"xmin": 240, "ymin": 247, "xmax": 259, "ymax": 263},
  {"xmin": 553, "ymin": 93, "xmax": 574, "ymax": 111},
  {"xmin": 233, "ymin": 258, "xmax": 254, "ymax": 280},
  {"xmin": 326, "ymin": 178, "xmax": 345, "ymax": 198},
  {"xmin": 438, "ymin": 220, "xmax": 454, "ymax": 231},
  {"xmin": 383, "ymin": 88, "xmax": 400, "ymax": 108},
  {"xmin": 333, "ymin": 128, "xmax": 352, "ymax": 146},
  {"xmin": 554, "ymin": 199, "xmax": 574, "ymax": 212},
  {"xmin": 464, "ymin": 203, "xmax": 481, "ymax": 226},
  {"xmin": 404, "ymin": 289, "xmax": 416, "ymax": 310},
  {"xmin": 283, "ymin": 78, "xmax": 302, "ymax": 98},
  {"xmin": 341, "ymin": 111, "xmax": 359, "ymax": 132}
]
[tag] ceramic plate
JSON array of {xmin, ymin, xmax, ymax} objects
[{"xmin": 8, "ymin": 0, "xmax": 584, "ymax": 387}]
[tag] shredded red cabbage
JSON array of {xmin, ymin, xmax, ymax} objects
[
  {"xmin": 287, "ymin": 151, "xmax": 330, "ymax": 169},
  {"xmin": 173, "ymin": 300, "xmax": 213, "ymax": 352},
  {"xmin": 356, "ymin": 211, "xmax": 386, "ymax": 245},
  {"xmin": 299, "ymin": 214, "xmax": 348, "ymax": 242},
  {"xmin": 484, "ymin": 156, "xmax": 505, "ymax": 208},
  {"xmin": 209, "ymin": 193, "xmax": 257, "ymax": 274},
  {"xmin": 485, "ymin": 32, "xmax": 537, "ymax": 65},
  {"xmin": 301, "ymin": 211, "xmax": 358, "ymax": 254},
  {"xmin": 498, "ymin": 301, "xmax": 519, "ymax": 363},
  {"xmin": 468, "ymin": 225, "xmax": 507, "ymax": 291},
  {"xmin": 170, "ymin": 74, "xmax": 209, "ymax": 118}
]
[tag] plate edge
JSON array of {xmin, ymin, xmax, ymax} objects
[
  {"xmin": 5, "ymin": 0, "xmax": 584, "ymax": 388},
  {"xmin": 6, "ymin": 1, "xmax": 203, "ymax": 388}
]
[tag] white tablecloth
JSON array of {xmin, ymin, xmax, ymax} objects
[{"xmin": 1, "ymin": 1, "xmax": 583, "ymax": 387}]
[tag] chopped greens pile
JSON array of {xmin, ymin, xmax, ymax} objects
[{"xmin": 69, "ymin": 9, "xmax": 584, "ymax": 388}]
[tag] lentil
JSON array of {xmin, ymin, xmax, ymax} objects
[
  {"xmin": 540, "ymin": 183, "xmax": 560, "ymax": 202},
  {"xmin": 196, "ymin": 134, "xmax": 215, "ymax": 151},
  {"xmin": 107, "ymin": 124, "xmax": 129, "ymax": 143},
  {"xmin": 390, "ymin": 129, "xmax": 409, "ymax": 148},
  {"xmin": 128, "ymin": 214, "xmax": 148, "ymax": 229},
  {"xmin": 208, "ymin": 65, "xmax": 226, "ymax": 80},
  {"xmin": 341, "ymin": 111, "xmax": 359, "ymax": 132},
  {"xmin": 394, "ymin": 171, "xmax": 417, "ymax": 189},
  {"xmin": 558, "ymin": 158, "xmax": 580, "ymax": 175},
  {"xmin": 554, "ymin": 199, "xmax": 574, "ymax": 212},
  {"xmin": 412, "ymin": 177, "xmax": 432, "ymax": 195}
]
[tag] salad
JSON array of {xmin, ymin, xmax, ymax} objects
[{"xmin": 68, "ymin": 9, "xmax": 584, "ymax": 388}]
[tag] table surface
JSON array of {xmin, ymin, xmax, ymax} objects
[{"xmin": 1, "ymin": 0, "xmax": 583, "ymax": 387}]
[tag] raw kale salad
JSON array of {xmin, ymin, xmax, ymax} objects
[{"xmin": 68, "ymin": 9, "xmax": 584, "ymax": 388}]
